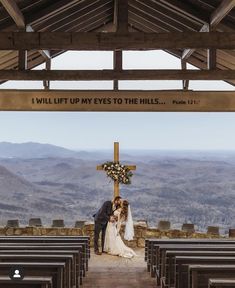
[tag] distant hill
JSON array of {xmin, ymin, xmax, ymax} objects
[
  {"xmin": 0, "ymin": 150, "xmax": 235, "ymax": 231},
  {"xmin": 0, "ymin": 142, "xmax": 77, "ymax": 158},
  {"xmin": 0, "ymin": 142, "xmax": 119, "ymax": 161},
  {"xmin": 1, "ymin": 142, "xmax": 235, "ymax": 231}
]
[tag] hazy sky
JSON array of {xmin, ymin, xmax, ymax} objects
[{"xmin": 0, "ymin": 51, "xmax": 234, "ymax": 150}]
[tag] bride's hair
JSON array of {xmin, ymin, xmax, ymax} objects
[{"xmin": 120, "ymin": 200, "xmax": 129, "ymax": 221}]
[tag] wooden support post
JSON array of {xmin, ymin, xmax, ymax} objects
[
  {"xmin": 113, "ymin": 51, "xmax": 122, "ymax": 90},
  {"xmin": 18, "ymin": 50, "xmax": 27, "ymax": 70},
  {"xmin": 116, "ymin": 0, "xmax": 129, "ymax": 33},
  {"xmin": 43, "ymin": 58, "xmax": 51, "ymax": 90},
  {"xmin": 207, "ymin": 49, "xmax": 217, "ymax": 70},
  {"xmin": 181, "ymin": 59, "xmax": 189, "ymax": 90}
]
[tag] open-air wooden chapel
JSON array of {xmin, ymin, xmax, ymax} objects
[{"xmin": 0, "ymin": 0, "xmax": 235, "ymax": 287}]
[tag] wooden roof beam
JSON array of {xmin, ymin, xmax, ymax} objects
[
  {"xmin": 0, "ymin": 0, "xmax": 25, "ymax": 29},
  {"xmin": 182, "ymin": 0, "xmax": 235, "ymax": 61},
  {"xmin": 0, "ymin": 69, "xmax": 235, "ymax": 81},
  {"xmin": 182, "ymin": 24, "xmax": 209, "ymax": 60},
  {"xmin": 210, "ymin": 0, "xmax": 235, "ymax": 28},
  {"xmin": 1, "ymin": 31, "xmax": 235, "ymax": 50},
  {"xmin": 26, "ymin": 25, "xmax": 51, "ymax": 60}
]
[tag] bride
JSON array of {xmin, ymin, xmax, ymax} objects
[{"xmin": 103, "ymin": 199, "xmax": 137, "ymax": 258}]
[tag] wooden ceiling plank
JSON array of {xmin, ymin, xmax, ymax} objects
[
  {"xmin": 25, "ymin": 0, "xmax": 82, "ymax": 27},
  {"xmin": 192, "ymin": 49, "xmax": 235, "ymax": 70},
  {"xmin": 0, "ymin": 0, "xmax": 25, "ymax": 28},
  {"xmin": 129, "ymin": 18, "xmax": 163, "ymax": 33},
  {"xmin": 35, "ymin": 0, "xmax": 111, "ymax": 31},
  {"xmin": 141, "ymin": 0, "xmax": 201, "ymax": 30},
  {"xmin": 63, "ymin": 10, "xmax": 113, "ymax": 33},
  {"xmin": 158, "ymin": 0, "xmax": 209, "ymax": 24},
  {"xmin": 48, "ymin": 2, "xmax": 113, "ymax": 32},
  {"xmin": 129, "ymin": 10, "xmax": 170, "ymax": 32},
  {"xmin": 129, "ymin": 4, "xmax": 181, "ymax": 32},
  {"xmin": 129, "ymin": 0, "xmax": 197, "ymax": 32}
]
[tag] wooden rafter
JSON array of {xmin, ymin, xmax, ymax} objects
[
  {"xmin": 210, "ymin": 0, "xmax": 235, "ymax": 27},
  {"xmin": 158, "ymin": 0, "xmax": 209, "ymax": 24},
  {"xmin": 0, "ymin": 69, "xmax": 235, "ymax": 81},
  {"xmin": 0, "ymin": 0, "xmax": 25, "ymax": 28},
  {"xmin": 1, "ymin": 31, "xmax": 235, "ymax": 50},
  {"xmin": 182, "ymin": 0, "xmax": 235, "ymax": 61},
  {"xmin": 25, "ymin": 0, "xmax": 82, "ymax": 27}
]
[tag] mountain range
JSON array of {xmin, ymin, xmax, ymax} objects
[{"xmin": 0, "ymin": 141, "xmax": 234, "ymax": 233}]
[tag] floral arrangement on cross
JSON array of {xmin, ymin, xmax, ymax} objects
[{"xmin": 102, "ymin": 161, "xmax": 133, "ymax": 184}]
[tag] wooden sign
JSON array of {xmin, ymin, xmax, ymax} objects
[{"xmin": 0, "ymin": 89, "xmax": 235, "ymax": 111}]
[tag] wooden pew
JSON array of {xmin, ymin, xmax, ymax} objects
[
  {"xmin": 0, "ymin": 236, "xmax": 90, "ymax": 287},
  {"xmin": 0, "ymin": 276, "xmax": 53, "ymax": 288},
  {"xmin": 0, "ymin": 244, "xmax": 83, "ymax": 287},
  {"xmin": 189, "ymin": 265, "xmax": 235, "ymax": 288},
  {"xmin": 0, "ymin": 262, "xmax": 65, "ymax": 288},
  {"xmin": 0, "ymin": 249, "xmax": 79, "ymax": 288},
  {"xmin": 157, "ymin": 244, "xmax": 235, "ymax": 284},
  {"xmin": 208, "ymin": 278, "xmax": 235, "ymax": 288},
  {"xmin": 0, "ymin": 236, "xmax": 90, "ymax": 272},
  {"xmin": 176, "ymin": 256, "xmax": 235, "ymax": 288},
  {"xmin": 146, "ymin": 239, "xmax": 235, "ymax": 277},
  {"xmin": 0, "ymin": 254, "xmax": 73, "ymax": 288},
  {"xmin": 163, "ymin": 250, "xmax": 235, "ymax": 288}
]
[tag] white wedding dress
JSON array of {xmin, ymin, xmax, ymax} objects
[{"xmin": 104, "ymin": 208, "xmax": 136, "ymax": 258}]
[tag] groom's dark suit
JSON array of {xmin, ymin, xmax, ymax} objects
[{"xmin": 93, "ymin": 200, "xmax": 114, "ymax": 253}]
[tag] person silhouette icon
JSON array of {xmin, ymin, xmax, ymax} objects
[
  {"xmin": 9, "ymin": 266, "xmax": 24, "ymax": 280},
  {"xmin": 13, "ymin": 270, "xmax": 21, "ymax": 278}
]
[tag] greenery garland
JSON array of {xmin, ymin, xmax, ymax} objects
[{"xmin": 102, "ymin": 161, "xmax": 133, "ymax": 184}]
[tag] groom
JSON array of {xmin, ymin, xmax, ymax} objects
[{"xmin": 93, "ymin": 196, "xmax": 122, "ymax": 255}]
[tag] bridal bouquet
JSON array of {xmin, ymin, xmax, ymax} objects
[{"xmin": 102, "ymin": 162, "xmax": 133, "ymax": 184}]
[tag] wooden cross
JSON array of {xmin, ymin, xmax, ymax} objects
[{"xmin": 97, "ymin": 142, "xmax": 136, "ymax": 198}]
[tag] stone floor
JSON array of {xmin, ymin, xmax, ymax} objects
[{"xmin": 82, "ymin": 249, "xmax": 156, "ymax": 288}]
